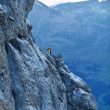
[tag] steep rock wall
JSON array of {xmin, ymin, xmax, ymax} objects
[{"xmin": 0, "ymin": 0, "xmax": 97, "ymax": 110}]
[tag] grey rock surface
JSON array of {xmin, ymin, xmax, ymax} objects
[{"xmin": 0, "ymin": 0, "xmax": 97, "ymax": 110}]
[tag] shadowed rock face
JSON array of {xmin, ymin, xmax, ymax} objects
[{"xmin": 0, "ymin": 0, "xmax": 97, "ymax": 110}]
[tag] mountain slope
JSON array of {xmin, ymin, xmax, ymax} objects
[
  {"xmin": 0, "ymin": 0, "xmax": 97, "ymax": 110},
  {"xmin": 28, "ymin": 0, "xmax": 110, "ymax": 110}
]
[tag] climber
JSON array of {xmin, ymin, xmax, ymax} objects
[
  {"xmin": 47, "ymin": 48, "xmax": 52, "ymax": 55},
  {"xmin": 57, "ymin": 54, "xmax": 62, "ymax": 58}
]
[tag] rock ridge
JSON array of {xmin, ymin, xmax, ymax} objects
[{"xmin": 0, "ymin": 0, "xmax": 97, "ymax": 110}]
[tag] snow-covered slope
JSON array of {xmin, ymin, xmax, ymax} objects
[{"xmin": 28, "ymin": 0, "xmax": 110, "ymax": 110}]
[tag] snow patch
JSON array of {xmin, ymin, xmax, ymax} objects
[{"xmin": 98, "ymin": 0, "xmax": 107, "ymax": 2}]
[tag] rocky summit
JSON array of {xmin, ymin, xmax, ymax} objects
[{"xmin": 0, "ymin": 0, "xmax": 97, "ymax": 110}]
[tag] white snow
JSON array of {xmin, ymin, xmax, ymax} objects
[
  {"xmin": 98, "ymin": 0, "xmax": 106, "ymax": 2},
  {"xmin": 38, "ymin": 0, "xmax": 88, "ymax": 6}
]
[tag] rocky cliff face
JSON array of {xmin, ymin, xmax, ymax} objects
[{"xmin": 0, "ymin": 0, "xmax": 97, "ymax": 110}]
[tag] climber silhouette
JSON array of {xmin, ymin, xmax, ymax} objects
[{"xmin": 47, "ymin": 48, "xmax": 52, "ymax": 55}]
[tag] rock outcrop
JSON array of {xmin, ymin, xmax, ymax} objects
[{"xmin": 0, "ymin": 0, "xmax": 97, "ymax": 110}]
